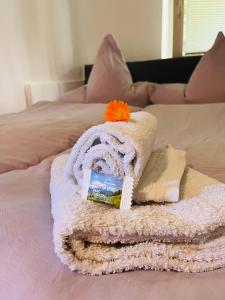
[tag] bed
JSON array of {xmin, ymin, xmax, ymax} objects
[{"xmin": 1, "ymin": 56, "xmax": 225, "ymax": 300}]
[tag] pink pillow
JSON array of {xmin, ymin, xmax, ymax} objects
[
  {"xmin": 185, "ymin": 32, "xmax": 225, "ymax": 103},
  {"xmin": 86, "ymin": 34, "xmax": 155, "ymax": 107},
  {"xmin": 58, "ymin": 85, "xmax": 86, "ymax": 103},
  {"xmin": 151, "ymin": 83, "xmax": 186, "ymax": 104}
]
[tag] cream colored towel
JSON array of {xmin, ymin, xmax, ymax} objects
[
  {"xmin": 65, "ymin": 112, "xmax": 157, "ymax": 187},
  {"xmin": 51, "ymin": 154, "xmax": 225, "ymax": 275},
  {"xmin": 134, "ymin": 145, "xmax": 186, "ymax": 203}
]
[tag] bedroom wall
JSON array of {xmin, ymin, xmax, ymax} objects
[
  {"xmin": 0, "ymin": 0, "xmax": 163, "ymax": 114},
  {"xmin": 69, "ymin": 0, "xmax": 163, "ymax": 66},
  {"xmin": 0, "ymin": 0, "xmax": 77, "ymax": 114}
]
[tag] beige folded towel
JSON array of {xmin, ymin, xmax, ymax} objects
[
  {"xmin": 51, "ymin": 153, "xmax": 225, "ymax": 275},
  {"xmin": 65, "ymin": 112, "xmax": 157, "ymax": 188},
  {"xmin": 134, "ymin": 145, "xmax": 186, "ymax": 203}
]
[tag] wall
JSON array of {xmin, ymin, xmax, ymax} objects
[{"xmin": 0, "ymin": 0, "xmax": 163, "ymax": 114}]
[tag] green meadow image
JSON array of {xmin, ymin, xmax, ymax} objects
[{"xmin": 87, "ymin": 170, "xmax": 123, "ymax": 208}]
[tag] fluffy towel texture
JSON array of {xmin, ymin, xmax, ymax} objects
[
  {"xmin": 51, "ymin": 154, "xmax": 225, "ymax": 275},
  {"xmin": 65, "ymin": 111, "xmax": 157, "ymax": 188},
  {"xmin": 134, "ymin": 145, "xmax": 186, "ymax": 203}
]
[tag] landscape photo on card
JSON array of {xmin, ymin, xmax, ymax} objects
[{"xmin": 87, "ymin": 170, "xmax": 123, "ymax": 208}]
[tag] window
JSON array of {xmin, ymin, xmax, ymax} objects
[
  {"xmin": 183, "ymin": 0, "xmax": 225, "ymax": 55},
  {"xmin": 173, "ymin": 0, "xmax": 225, "ymax": 56}
]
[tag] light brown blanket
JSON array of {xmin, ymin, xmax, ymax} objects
[{"xmin": 51, "ymin": 154, "xmax": 225, "ymax": 275}]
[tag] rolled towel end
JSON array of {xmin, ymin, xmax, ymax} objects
[{"xmin": 65, "ymin": 111, "xmax": 157, "ymax": 188}]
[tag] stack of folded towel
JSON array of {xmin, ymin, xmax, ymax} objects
[{"xmin": 50, "ymin": 111, "xmax": 225, "ymax": 275}]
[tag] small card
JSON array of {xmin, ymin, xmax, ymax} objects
[{"xmin": 82, "ymin": 169, "xmax": 133, "ymax": 210}]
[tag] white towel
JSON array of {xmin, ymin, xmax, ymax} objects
[
  {"xmin": 65, "ymin": 112, "xmax": 157, "ymax": 187},
  {"xmin": 134, "ymin": 144, "xmax": 186, "ymax": 203}
]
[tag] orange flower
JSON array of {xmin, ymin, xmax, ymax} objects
[{"xmin": 104, "ymin": 100, "xmax": 131, "ymax": 122}]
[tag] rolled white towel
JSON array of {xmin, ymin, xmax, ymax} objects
[{"xmin": 65, "ymin": 111, "xmax": 157, "ymax": 187}]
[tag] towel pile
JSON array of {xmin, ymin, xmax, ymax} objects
[{"xmin": 51, "ymin": 112, "xmax": 225, "ymax": 275}]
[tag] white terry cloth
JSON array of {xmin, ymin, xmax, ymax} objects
[
  {"xmin": 134, "ymin": 144, "xmax": 186, "ymax": 203},
  {"xmin": 65, "ymin": 112, "xmax": 157, "ymax": 188},
  {"xmin": 51, "ymin": 154, "xmax": 225, "ymax": 275}
]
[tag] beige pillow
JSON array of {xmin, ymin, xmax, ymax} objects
[
  {"xmin": 185, "ymin": 32, "xmax": 225, "ymax": 103},
  {"xmin": 58, "ymin": 85, "xmax": 86, "ymax": 103},
  {"xmin": 150, "ymin": 32, "xmax": 225, "ymax": 105},
  {"xmin": 86, "ymin": 34, "xmax": 155, "ymax": 107},
  {"xmin": 151, "ymin": 83, "xmax": 186, "ymax": 104}
]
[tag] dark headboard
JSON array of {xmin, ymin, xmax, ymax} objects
[{"xmin": 84, "ymin": 56, "xmax": 201, "ymax": 84}]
